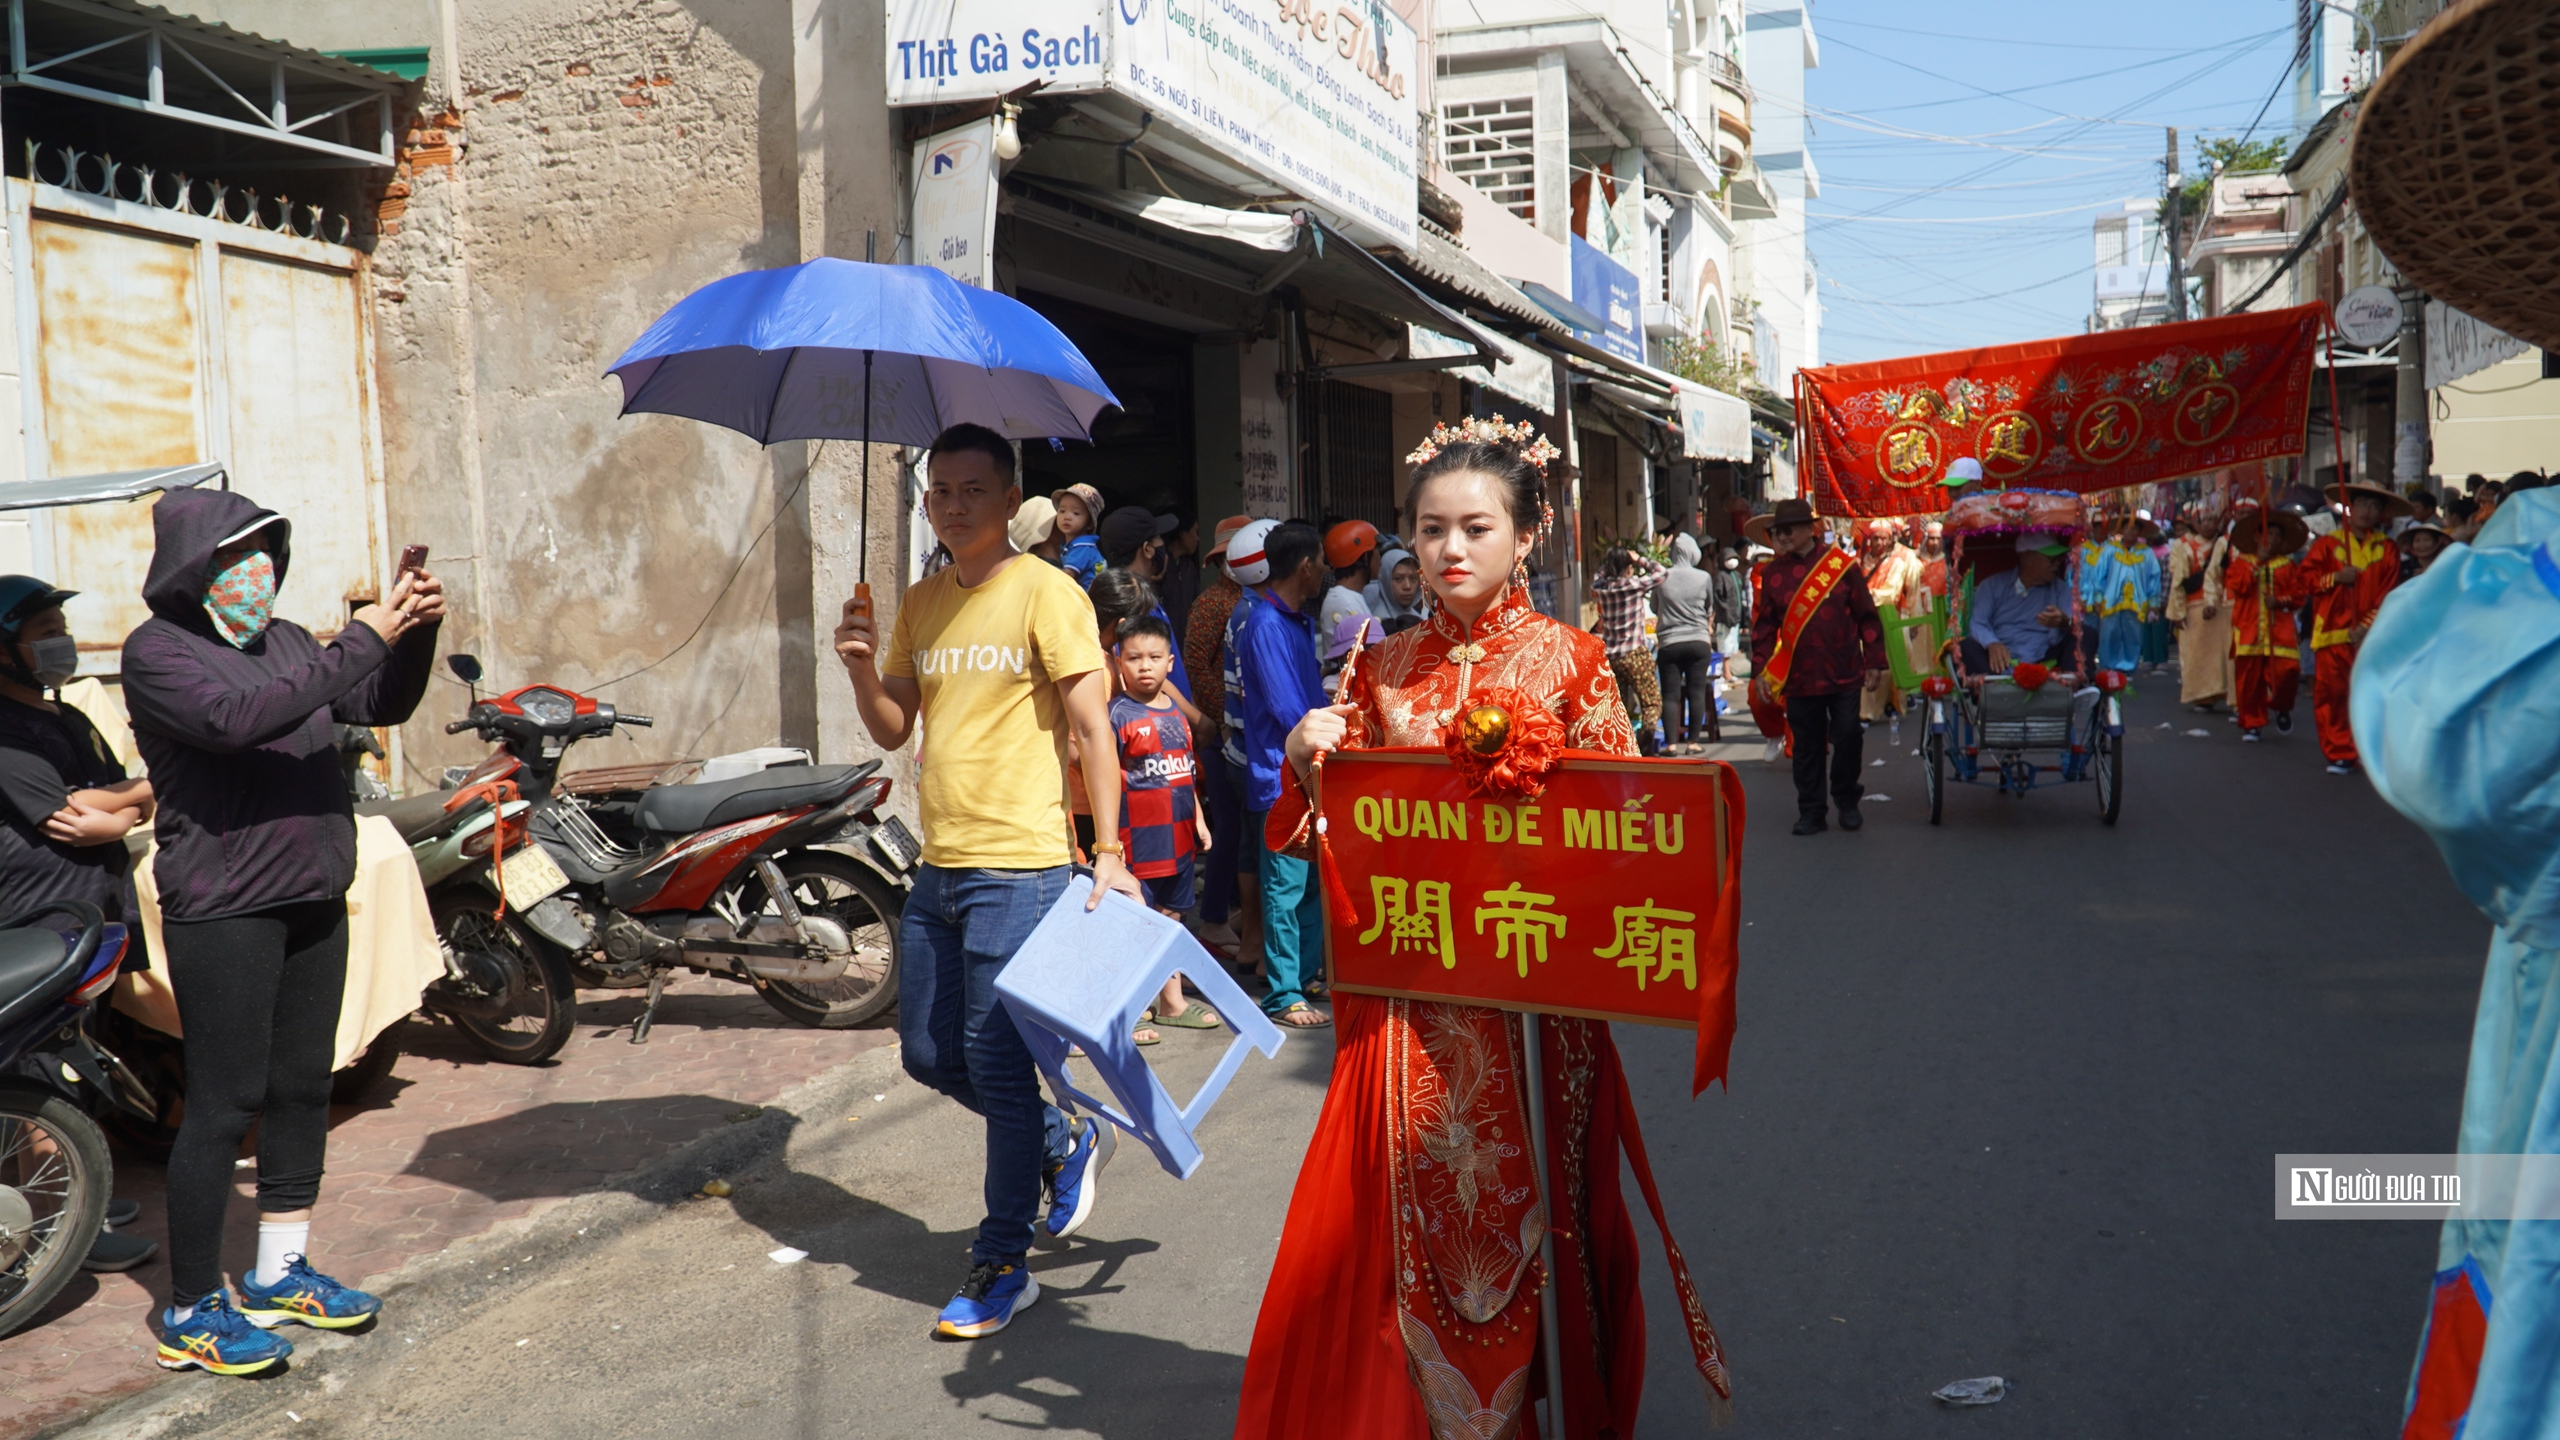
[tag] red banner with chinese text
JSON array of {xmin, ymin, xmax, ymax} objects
[
  {"xmin": 1318, "ymin": 751, "xmax": 1745, "ymax": 1090},
  {"xmin": 1796, "ymin": 304, "xmax": 2326, "ymax": 520}
]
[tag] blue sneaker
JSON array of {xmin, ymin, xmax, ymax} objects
[
  {"xmin": 236, "ymin": 1255, "xmax": 382, "ymax": 1330},
  {"xmin": 156, "ymin": 1290, "xmax": 293, "ymax": 1374},
  {"xmin": 934, "ymin": 1259, "xmax": 1039, "ymax": 1338},
  {"xmin": 1044, "ymin": 1116, "xmax": 1114, "ymax": 1239}
]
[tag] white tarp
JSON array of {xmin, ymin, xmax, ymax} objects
[
  {"xmin": 1409, "ymin": 324, "xmax": 1552, "ymax": 412},
  {"xmin": 2426, "ymin": 299, "xmax": 2532, "ymax": 391},
  {"xmin": 1674, "ymin": 379, "xmax": 1752, "ymax": 462},
  {"xmin": 1048, "ymin": 183, "xmax": 1297, "ymax": 251}
]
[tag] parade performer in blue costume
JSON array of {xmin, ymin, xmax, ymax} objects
[
  {"xmin": 2078, "ymin": 513, "xmax": 2162, "ymax": 673},
  {"xmin": 2353, "ymin": 487, "xmax": 2560, "ymax": 1440}
]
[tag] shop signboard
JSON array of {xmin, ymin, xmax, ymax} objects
[
  {"xmin": 887, "ymin": 0, "xmax": 1109, "ymax": 106},
  {"xmin": 910, "ymin": 117, "xmax": 1001, "ymax": 287},
  {"xmin": 1113, "ymin": 0, "xmax": 1419, "ymax": 252},
  {"xmin": 1569, "ymin": 236, "xmax": 1645, "ymax": 363},
  {"xmin": 2425, "ymin": 299, "xmax": 2531, "ymax": 390}
]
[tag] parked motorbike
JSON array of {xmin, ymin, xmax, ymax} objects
[
  {"xmin": 351, "ymin": 784, "xmax": 579, "ymax": 1065},
  {"xmin": 0, "ymin": 901, "xmax": 131, "ymax": 1337},
  {"xmin": 438, "ymin": 655, "xmax": 913, "ymax": 1042}
]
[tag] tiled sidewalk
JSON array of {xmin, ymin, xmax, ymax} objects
[{"xmin": 0, "ymin": 978, "xmax": 891, "ymax": 1438}]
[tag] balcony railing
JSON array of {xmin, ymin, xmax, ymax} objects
[{"xmin": 1708, "ymin": 52, "xmax": 1752, "ymax": 102}]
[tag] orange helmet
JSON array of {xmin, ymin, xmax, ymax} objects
[{"xmin": 1324, "ymin": 520, "xmax": 1380, "ymax": 569}]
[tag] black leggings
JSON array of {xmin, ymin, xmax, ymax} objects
[
  {"xmin": 1657, "ymin": 639, "xmax": 1720, "ymax": 743},
  {"xmin": 163, "ymin": 899, "xmax": 349, "ymax": 1303}
]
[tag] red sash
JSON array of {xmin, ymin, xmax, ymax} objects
[{"xmin": 1763, "ymin": 547, "xmax": 1856, "ymax": 700}]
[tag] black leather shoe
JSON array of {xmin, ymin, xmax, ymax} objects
[
  {"xmin": 83, "ymin": 1228, "xmax": 158, "ymax": 1273},
  {"xmin": 1791, "ymin": 815, "xmax": 1827, "ymax": 836},
  {"xmin": 1838, "ymin": 805, "xmax": 1864, "ymax": 831}
]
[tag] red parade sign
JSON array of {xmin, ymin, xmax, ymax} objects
[
  {"xmin": 1795, "ymin": 303, "xmax": 2326, "ymax": 519},
  {"xmin": 1318, "ymin": 752, "xmax": 1742, "ymax": 1050}
]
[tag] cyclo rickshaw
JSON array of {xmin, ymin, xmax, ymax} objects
[{"xmin": 1897, "ymin": 488, "xmax": 2126, "ymax": 826}]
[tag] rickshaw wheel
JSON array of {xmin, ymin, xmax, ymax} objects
[
  {"xmin": 2095, "ymin": 725, "xmax": 2124, "ymax": 824},
  {"xmin": 1925, "ymin": 729, "xmax": 1945, "ymax": 825}
]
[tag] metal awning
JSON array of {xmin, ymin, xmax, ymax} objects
[
  {"xmin": 1393, "ymin": 230, "xmax": 1566, "ymax": 336},
  {"xmin": 0, "ymin": 460, "xmax": 222, "ymax": 511},
  {"xmin": 1005, "ymin": 179, "xmax": 1510, "ymax": 375},
  {"xmin": 4, "ymin": 0, "xmax": 407, "ymax": 167}
]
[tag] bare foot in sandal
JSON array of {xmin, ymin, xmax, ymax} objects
[{"xmin": 1274, "ymin": 1002, "xmax": 1332, "ymax": 1029}]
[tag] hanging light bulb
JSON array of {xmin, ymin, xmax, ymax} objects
[{"xmin": 993, "ymin": 103, "xmax": 1022, "ymax": 161}]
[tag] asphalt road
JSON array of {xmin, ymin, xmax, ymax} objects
[{"xmin": 131, "ymin": 680, "xmax": 2488, "ymax": 1440}]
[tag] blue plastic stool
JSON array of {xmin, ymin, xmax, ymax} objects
[{"xmin": 994, "ymin": 876, "xmax": 1286, "ymax": 1179}]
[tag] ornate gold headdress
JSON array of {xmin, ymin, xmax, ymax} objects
[{"xmin": 1403, "ymin": 413, "xmax": 1563, "ymax": 473}]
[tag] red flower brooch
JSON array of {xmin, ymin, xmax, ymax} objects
[{"xmin": 1441, "ymin": 687, "xmax": 1567, "ymax": 799}]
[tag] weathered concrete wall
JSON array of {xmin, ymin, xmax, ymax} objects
[{"xmin": 370, "ymin": 0, "xmax": 908, "ymax": 792}]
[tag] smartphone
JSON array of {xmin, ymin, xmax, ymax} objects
[{"xmin": 397, "ymin": 544, "xmax": 429, "ymax": 580}]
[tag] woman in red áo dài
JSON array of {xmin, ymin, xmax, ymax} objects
[{"xmin": 1234, "ymin": 420, "xmax": 1731, "ymax": 1440}]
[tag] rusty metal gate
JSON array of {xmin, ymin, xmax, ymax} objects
[{"xmin": 4, "ymin": 169, "xmax": 385, "ymax": 675}]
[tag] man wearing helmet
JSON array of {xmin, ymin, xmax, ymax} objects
[{"xmin": 1318, "ymin": 520, "xmax": 1378, "ymax": 641}]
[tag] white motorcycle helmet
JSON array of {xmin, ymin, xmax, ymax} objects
[{"xmin": 1225, "ymin": 518, "xmax": 1280, "ymax": 586}]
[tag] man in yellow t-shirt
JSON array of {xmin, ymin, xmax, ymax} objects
[{"xmin": 832, "ymin": 422, "xmax": 1139, "ymax": 1340}]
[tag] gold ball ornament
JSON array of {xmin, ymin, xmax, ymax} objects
[{"xmin": 1459, "ymin": 704, "xmax": 1513, "ymax": 755}]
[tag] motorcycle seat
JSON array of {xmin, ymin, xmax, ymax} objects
[
  {"xmin": 0, "ymin": 924, "xmax": 77, "ymax": 1034},
  {"xmin": 355, "ymin": 791, "xmax": 484, "ymax": 846},
  {"xmin": 635, "ymin": 761, "xmax": 878, "ymax": 835}
]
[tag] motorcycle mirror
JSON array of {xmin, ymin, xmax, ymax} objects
[{"xmin": 447, "ymin": 653, "xmax": 483, "ymax": 684}]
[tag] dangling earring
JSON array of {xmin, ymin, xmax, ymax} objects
[{"xmin": 1511, "ymin": 557, "xmax": 1531, "ymax": 590}]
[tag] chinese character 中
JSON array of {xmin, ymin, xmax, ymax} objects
[
  {"xmin": 1474, "ymin": 883, "xmax": 1567, "ymax": 978},
  {"xmin": 1358, "ymin": 877, "xmax": 1457, "ymax": 969},
  {"xmin": 1593, "ymin": 899, "xmax": 1699, "ymax": 991}
]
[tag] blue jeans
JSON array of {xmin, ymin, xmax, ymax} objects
[
  {"xmin": 898, "ymin": 864, "xmax": 1075, "ymax": 1264},
  {"xmin": 1249, "ymin": 809, "xmax": 1322, "ymax": 1013}
]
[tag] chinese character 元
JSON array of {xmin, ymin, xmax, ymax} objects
[
  {"xmin": 1358, "ymin": 876, "xmax": 1457, "ymax": 969},
  {"xmin": 1593, "ymin": 899, "xmax": 1699, "ymax": 991},
  {"xmin": 1474, "ymin": 882, "xmax": 1568, "ymax": 977}
]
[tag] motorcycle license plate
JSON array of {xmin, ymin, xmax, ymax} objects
[{"xmin": 498, "ymin": 844, "xmax": 571, "ymax": 906}]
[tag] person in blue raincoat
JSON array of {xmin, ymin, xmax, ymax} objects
[{"xmin": 2353, "ymin": 486, "xmax": 2560, "ymax": 1440}]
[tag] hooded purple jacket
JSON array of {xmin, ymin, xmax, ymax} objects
[{"xmin": 120, "ymin": 489, "xmax": 438, "ymax": 921}]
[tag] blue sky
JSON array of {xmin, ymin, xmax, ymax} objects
[{"xmin": 1797, "ymin": 0, "xmax": 2302, "ymax": 366}]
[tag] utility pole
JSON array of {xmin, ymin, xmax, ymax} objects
[
  {"xmin": 2164, "ymin": 126, "xmax": 2187, "ymax": 322},
  {"xmin": 2395, "ymin": 283, "xmax": 2429, "ymax": 487}
]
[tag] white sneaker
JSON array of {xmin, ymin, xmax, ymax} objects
[{"xmin": 1761, "ymin": 739, "xmax": 1784, "ymax": 764}]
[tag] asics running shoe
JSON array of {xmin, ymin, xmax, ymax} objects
[
  {"xmin": 936, "ymin": 1259, "xmax": 1038, "ymax": 1339},
  {"xmin": 156, "ymin": 1291, "xmax": 293, "ymax": 1375},
  {"xmin": 1045, "ymin": 1116, "xmax": 1114, "ymax": 1239},
  {"xmin": 237, "ymin": 1256, "xmax": 382, "ymax": 1330}
]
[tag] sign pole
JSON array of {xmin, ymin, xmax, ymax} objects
[{"xmin": 1521, "ymin": 1011, "xmax": 1567, "ymax": 1434}]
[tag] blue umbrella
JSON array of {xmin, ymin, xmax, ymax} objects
[{"xmin": 607, "ymin": 257, "xmax": 1120, "ymax": 585}]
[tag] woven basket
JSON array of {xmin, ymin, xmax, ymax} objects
[{"xmin": 2352, "ymin": 0, "xmax": 2560, "ymax": 351}]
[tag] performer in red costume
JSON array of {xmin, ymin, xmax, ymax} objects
[
  {"xmin": 1236, "ymin": 418, "xmax": 1731, "ymax": 1440},
  {"xmin": 2222, "ymin": 500, "xmax": 2311, "ymax": 742},
  {"xmin": 2298, "ymin": 482, "xmax": 2407, "ymax": 774}
]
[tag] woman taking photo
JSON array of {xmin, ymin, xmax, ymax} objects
[
  {"xmin": 121, "ymin": 488, "xmax": 442, "ymax": 1375},
  {"xmin": 1235, "ymin": 420, "xmax": 1727, "ymax": 1439}
]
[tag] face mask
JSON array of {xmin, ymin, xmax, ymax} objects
[
  {"xmin": 24, "ymin": 636, "xmax": 76, "ymax": 688},
  {"xmin": 1723, "ymin": 558, "xmax": 1739, "ymax": 570},
  {"xmin": 206, "ymin": 549, "xmax": 277, "ymax": 648}
]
